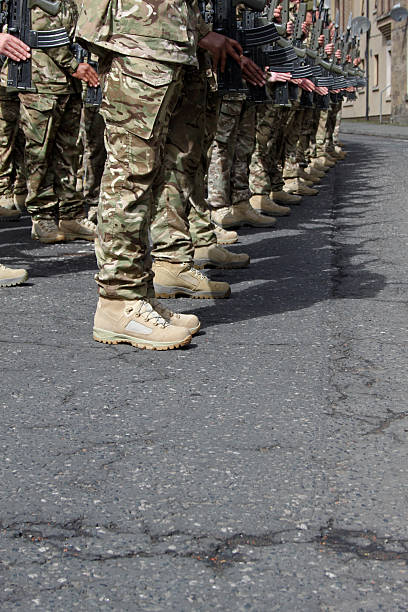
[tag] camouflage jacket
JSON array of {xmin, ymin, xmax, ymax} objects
[
  {"xmin": 76, "ymin": 0, "xmax": 210, "ymax": 66},
  {"xmin": 1, "ymin": 0, "xmax": 79, "ymax": 94}
]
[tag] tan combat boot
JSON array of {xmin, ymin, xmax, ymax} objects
[
  {"xmin": 0, "ymin": 263, "xmax": 28, "ymax": 287},
  {"xmin": 213, "ymin": 201, "xmax": 276, "ymax": 229},
  {"xmin": 284, "ymin": 178, "xmax": 318, "ymax": 196},
  {"xmin": 14, "ymin": 192, "xmax": 27, "ymax": 211},
  {"xmin": 304, "ymin": 166, "xmax": 325, "ymax": 180},
  {"xmin": 93, "ymin": 296, "xmax": 192, "ymax": 350},
  {"xmin": 250, "ymin": 195, "xmax": 290, "ymax": 217},
  {"xmin": 194, "ymin": 244, "xmax": 250, "ymax": 269},
  {"xmin": 311, "ymin": 158, "xmax": 329, "ymax": 172},
  {"xmin": 271, "ymin": 190, "xmax": 302, "ymax": 205},
  {"xmin": 317, "ymin": 154, "xmax": 335, "ymax": 167},
  {"xmin": 214, "ymin": 226, "xmax": 238, "ymax": 245},
  {"xmin": 153, "ymin": 261, "xmax": 231, "ymax": 299},
  {"xmin": 32, "ymin": 218, "xmax": 65, "ymax": 243},
  {"xmin": 59, "ymin": 217, "xmax": 96, "ymax": 241},
  {"xmin": 0, "ymin": 202, "xmax": 20, "ymax": 221},
  {"xmin": 296, "ymin": 168, "xmax": 319, "ymax": 185},
  {"xmin": 151, "ymin": 299, "xmax": 201, "ymax": 335}
]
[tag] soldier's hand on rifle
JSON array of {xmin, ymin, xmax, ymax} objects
[
  {"xmin": 268, "ymin": 71, "xmax": 291, "ymax": 83},
  {"xmin": 274, "ymin": 5, "xmax": 282, "ymax": 21},
  {"xmin": 286, "ymin": 21, "xmax": 294, "ymax": 35},
  {"xmin": 335, "ymin": 49, "xmax": 342, "ymax": 60},
  {"xmin": 0, "ymin": 33, "xmax": 30, "ymax": 61},
  {"xmin": 198, "ymin": 31, "xmax": 242, "ymax": 72},
  {"xmin": 318, "ymin": 34, "xmax": 325, "ymax": 47},
  {"xmin": 354, "ymin": 57, "xmax": 361, "ymax": 66},
  {"xmin": 293, "ymin": 77, "xmax": 314, "ymax": 92},
  {"xmin": 324, "ymin": 42, "xmax": 334, "ymax": 56},
  {"xmin": 301, "ymin": 22, "xmax": 309, "ymax": 36},
  {"xmin": 72, "ymin": 63, "xmax": 99, "ymax": 87},
  {"xmin": 240, "ymin": 56, "xmax": 267, "ymax": 87}
]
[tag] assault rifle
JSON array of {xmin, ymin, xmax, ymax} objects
[
  {"xmin": 72, "ymin": 42, "xmax": 102, "ymax": 107},
  {"xmin": 0, "ymin": 0, "xmax": 70, "ymax": 92},
  {"xmin": 213, "ymin": 0, "xmax": 280, "ymax": 96}
]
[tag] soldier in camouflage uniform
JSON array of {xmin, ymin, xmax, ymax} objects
[
  {"xmin": 79, "ymin": 104, "xmax": 106, "ymax": 223},
  {"xmin": 77, "ymin": 0, "xmax": 258, "ymax": 349},
  {"xmin": 151, "ymin": 50, "xmax": 250, "ymax": 281},
  {"xmin": 248, "ymin": 92, "xmax": 300, "ymax": 211},
  {"xmin": 0, "ymin": 32, "xmax": 30, "ymax": 285},
  {"xmin": 0, "ymin": 0, "xmax": 99, "ymax": 243},
  {"xmin": 0, "ymin": 90, "xmax": 22, "ymax": 221},
  {"xmin": 208, "ymin": 96, "xmax": 277, "ymax": 229}
]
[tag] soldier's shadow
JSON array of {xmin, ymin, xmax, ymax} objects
[
  {"xmin": 0, "ymin": 214, "xmax": 98, "ymax": 277},
  {"xmin": 187, "ymin": 138, "xmax": 387, "ymax": 328}
]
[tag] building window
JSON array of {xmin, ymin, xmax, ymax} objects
[
  {"xmin": 386, "ymin": 46, "xmax": 391, "ymax": 96},
  {"xmin": 374, "ymin": 54, "xmax": 379, "ymax": 87}
]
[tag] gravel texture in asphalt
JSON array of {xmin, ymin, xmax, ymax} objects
[{"xmin": 1, "ymin": 134, "xmax": 408, "ymax": 611}]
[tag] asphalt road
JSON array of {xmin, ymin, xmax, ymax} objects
[{"xmin": 1, "ymin": 134, "xmax": 408, "ymax": 611}]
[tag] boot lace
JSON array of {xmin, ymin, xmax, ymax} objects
[
  {"xmin": 124, "ymin": 300, "xmax": 168, "ymax": 328},
  {"xmin": 190, "ymin": 267, "xmax": 207, "ymax": 281},
  {"xmin": 36, "ymin": 218, "xmax": 58, "ymax": 232}
]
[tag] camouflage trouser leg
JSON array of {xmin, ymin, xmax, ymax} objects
[
  {"xmin": 188, "ymin": 89, "xmax": 220, "ymax": 248},
  {"xmin": 230, "ymin": 101, "xmax": 255, "ymax": 205},
  {"xmin": 333, "ymin": 104, "xmax": 342, "ymax": 144},
  {"xmin": 96, "ymin": 54, "xmax": 184, "ymax": 300},
  {"xmin": 14, "ymin": 128, "xmax": 27, "ymax": 198},
  {"xmin": 19, "ymin": 92, "xmax": 84, "ymax": 219},
  {"xmin": 283, "ymin": 101, "xmax": 303, "ymax": 179},
  {"xmin": 0, "ymin": 89, "xmax": 20, "ymax": 202},
  {"xmin": 150, "ymin": 66, "xmax": 207, "ymax": 262},
  {"xmin": 308, "ymin": 107, "xmax": 321, "ymax": 158},
  {"xmin": 249, "ymin": 100, "xmax": 279, "ymax": 196},
  {"xmin": 53, "ymin": 94, "xmax": 85, "ymax": 219},
  {"xmin": 315, "ymin": 109, "xmax": 328, "ymax": 156},
  {"xmin": 207, "ymin": 99, "xmax": 243, "ymax": 208},
  {"xmin": 325, "ymin": 102, "xmax": 342, "ymax": 152},
  {"xmin": 270, "ymin": 107, "xmax": 289, "ymax": 192},
  {"xmin": 82, "ymin": 106, "xmax": 106, "ymax": 207},
  {"xmin": 296, "ymin": 107, "xmax": 314, "ymax": 166}
]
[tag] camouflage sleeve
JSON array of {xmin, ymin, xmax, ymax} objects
[
  {"xmin": 42, "ymin": 45, "xmax": 79, "ymax": 75},
  {"xmin": 31, "ymin": 1, "xmax": 80, "ymax": 75},
  {"xmin": 192, "ymin": 1, "xmax": 211, "ymax": 40}
]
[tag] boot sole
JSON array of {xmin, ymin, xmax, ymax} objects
[
  {"xmin": 93, "ymin": 328, "xmax": 192, "ymax": 350},
  {"xmin": 216, "ymin": 238, "xmax": 238, "ymax": 245},
  {"xmin": 0, "ymin": 272, "xmax": 28, "ymax": 287},
  {"xmin": 255, "ymin": 209, "xmax": 290, "ymax": 217},
  {"xmin": 31, "ymin": 234, "xmax": 65, "ymax": 244},
  {"xmin": 61, "ymin": 233, "xmax": 95, "ymax": 242},
  {"xmin": 154, "ymin": 284, "xmax": 231, "ymax": 299},
  {"xmin": 194, "ymin": 259, "xmax": 250, "ymax": 270},
  {"xmin": 214, "ymin": 220, "xmax": 275, "ymax": 229}
]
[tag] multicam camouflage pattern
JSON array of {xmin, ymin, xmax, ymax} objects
[
  {"xmin": 78, "ymin": 106, "xmax": 106, "ymax": 207},
  {"xmin": 296, "ymin": 107, "xmax": 315, "ymax": 166},
  {"xmin": 207, "ymin": 100, "xmax": 255, "ymax": 208},
  {"xmin": 19, "ymin": 93, "xmax": 84, "ymax": 219},
  {"xmin": 0, "ymin": 0, "xmax": 80, "ymax": 94},
  {"xmin": 95, "ymin": 55, "xmax": 185, "ymax": 299},
  {"xmin": 315, "ymin": 108, "xmax": 329, "ymax": 155},
  {"xmin": 188, "ymin": 88, "xmax": 220, "ymax": 248},
  {"xmin": 0, "ymin": 89, "xmax": 20, "ymax": 202},
  {"xmin": 324, "ymin": 102, "xmax": 342, "ymax": 152},
  {"xmin": 283, "ymin": 101, "xmax": 304, "ymax": 178},
  {"xmin": 249, "ymin": 97, "xmax": 285, "ymax": 196},
  {"xmin": 333, "ymin": 105, "xmax": 342, "ymax": 145},
  {"xmin": 77, "ymin": 0, "xmax": 209, "ymax": 66},
  {"xmin": 150, "ymin": 65, "xmax": 212, "ymax": 262}
]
